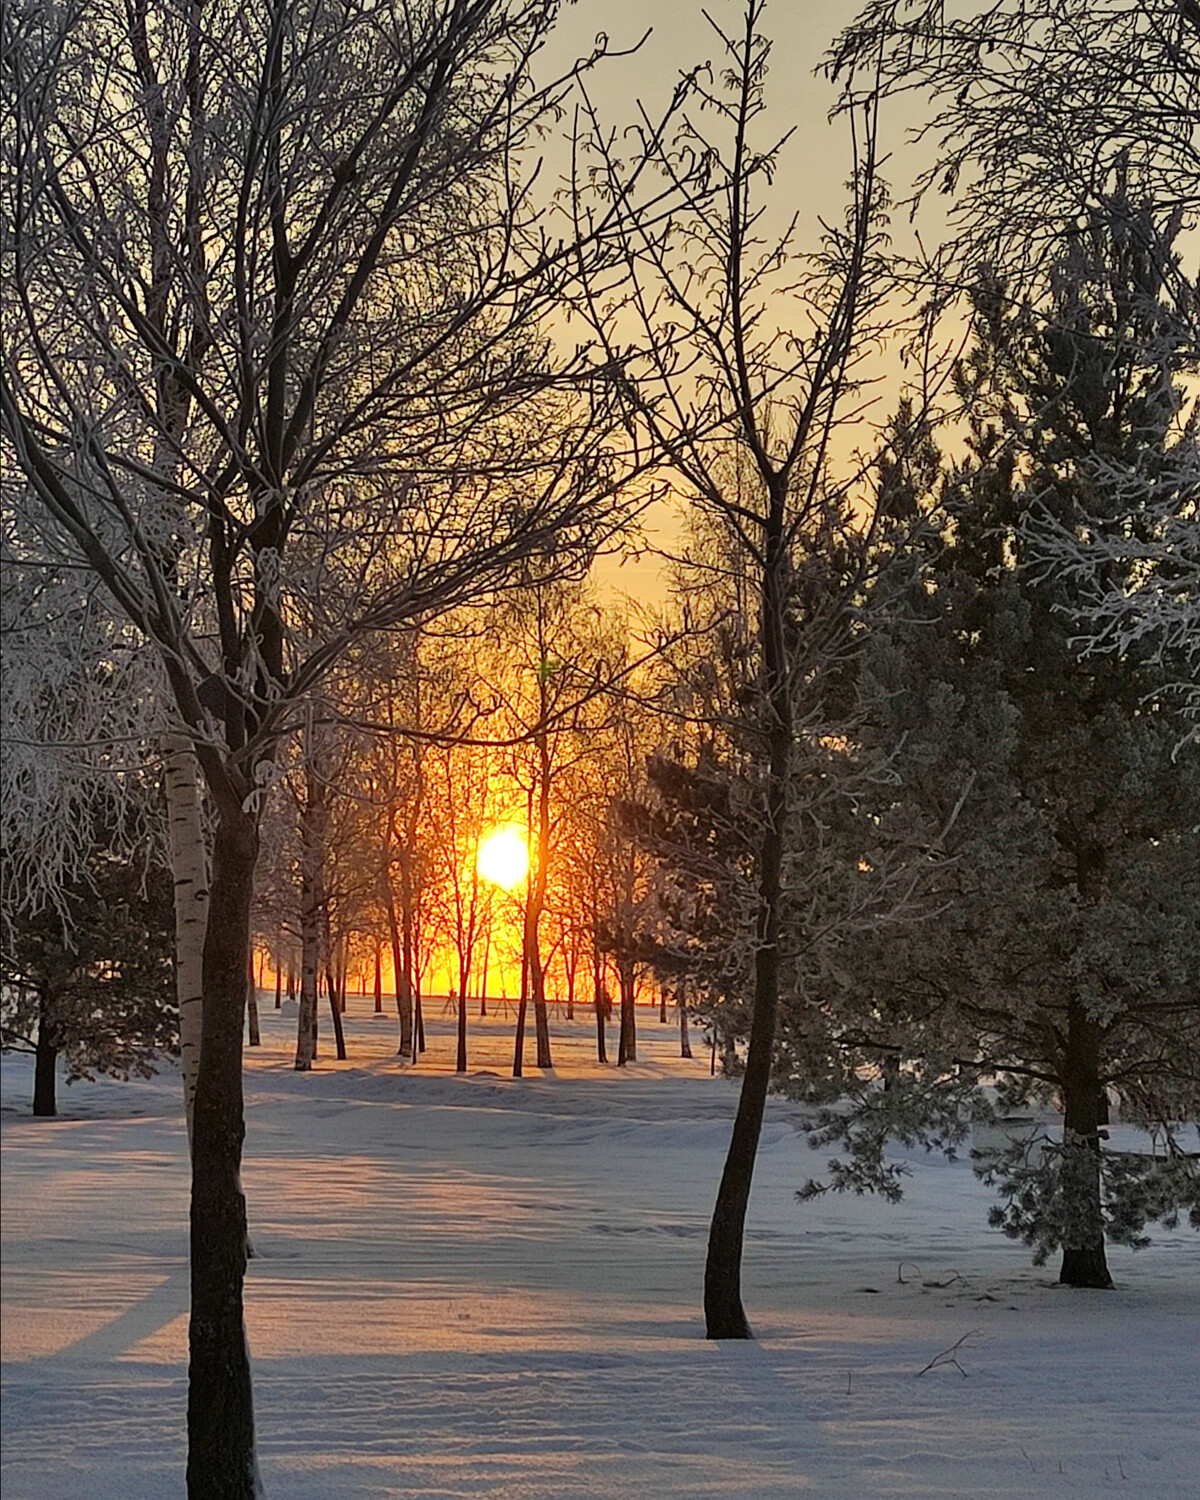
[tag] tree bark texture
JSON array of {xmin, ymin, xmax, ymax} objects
[
  {"xmin": 187, "ymin": 806, "xmax": 258, "ymax": 1498},
  {"xmin": 1058, "ymin": 999, "xmax": 1113, "ymax": 1289},
  {"xmin": 165, "ymin": 738, "xmax": 209, "ymax": 1143}
]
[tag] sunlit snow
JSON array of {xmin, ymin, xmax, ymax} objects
[{"xmin": 2, "ymin": 1002, "xmax": 1197, "ymax": 1498}]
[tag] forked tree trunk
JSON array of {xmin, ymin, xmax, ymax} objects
[
  {"xmin": 33, "ymin": 1002, "xmax": 57, "ymax": 1117},
  {"xmin": 325, "ymin": 953, "xmax": 347, "ymax": 1062},
  {"xmin": 187, "ymin": 805, "xmax": 258, "ymax": 1498},
  {"xmin": 1058, "ymin": 999, "xmax": 1113, "ymax": 1289},
  {"xmin": 704, "ymin": 525, "xmax": 790, "ymax": 1341},
  {"xmin": 164, "ymin": 738, "xmax": 209, "ymax": 1143}
]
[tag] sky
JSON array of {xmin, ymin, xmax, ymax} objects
[{"xmin": 532, "ymin": 1, "xmax": 943, "ymax": 608}]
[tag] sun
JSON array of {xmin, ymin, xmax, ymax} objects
[{"xmin": 476, "ymin": 825, "xmax": 529, "ymax": 890}]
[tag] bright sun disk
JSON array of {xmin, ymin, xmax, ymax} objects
[{"xmin": 476, "ymin": 826, "xmax": 529, "ymax": 890}]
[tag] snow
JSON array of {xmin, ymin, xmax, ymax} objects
[{"xmin": 3, "ymin": 1002, "xmax": 1198, "ymax": 1498}]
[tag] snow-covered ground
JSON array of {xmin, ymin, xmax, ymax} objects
[{"xmin": 2, "ymin": 1001, "xmax": 1198, "ymax": 1499}]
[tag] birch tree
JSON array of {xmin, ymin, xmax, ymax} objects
[{"xmin": 1, "ymin": 0, "xmax": 697, "ymax": 1487}]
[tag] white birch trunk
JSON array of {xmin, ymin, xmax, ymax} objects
[{"xmin": 164, "ymin": 736, "xmax": 209, "ymax": 1145}]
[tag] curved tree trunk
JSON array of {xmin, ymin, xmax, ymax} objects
[
  {"xmin": 1058, "ymin": 1000, "xmax": 1113, "ymax": 1289},
  {"xmin": 33, "ymin": 1003, "xmax": 57, "ymax": 1118},
  {"xmin": 704, "ymin": 517, "xmax": 790, "ymax": 1341},
  {"xmin": 164, "ymin": 738, "xmax": 209, "ymax": 1144},
  {"xmin": 187, "ymin": 805, "xmax": 258, "ymax": 1498}
]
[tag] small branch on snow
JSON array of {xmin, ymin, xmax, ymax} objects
[{"xmin": 916, "ymin": 1329, "xmax": 984, "ymax": 1377}]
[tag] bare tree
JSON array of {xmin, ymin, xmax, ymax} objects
[
  {"xmin": 566, "ymin": 0, "xmax": 900, "ymax": 1336},
  {"xmin": 1, "ymin": 0, "xmax": 699, "ymax": 1487}
]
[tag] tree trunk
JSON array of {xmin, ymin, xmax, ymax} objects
[
  {"xmin": 187, "ymin": 805, "xmax": 258, "ymax": 1498},
  {"xmin": 526, "ymin": 768, "xmax": 553, "ymax": 1069},
  {"xmin": 164, "ymin": 737, "xmax": 209, "ymax": 1144},
  {"xmin": 386, "ymin": 897, "xmax": 413, "ymax": 1057},
  {"xmin": 274, "ymin": 965, "xmax": 282, "ymax": 1010},
  {"xmin": 660, "ymin": 988, "xmax": 668, "ymax": 1023},
  {"xmin": 295, "ymin": 762, "xmax": 327, "ymax": 1070},
  {"xmin": 325, "ymin": 954, "xmax": 347, "ymax": 1062},
  {"xmin": 593, "ymin": 949, "xmax": 607, "ymax": 1064},
  {"xmin": 33, "ymin": 1003, "xmax": 57, "ymax": 1117},
  {"xmin": 617, "ymin": 962, "xmax": 637, "ymax": 1066},
  {"xmin": 374, "ymin": 943, "xmax": 383, "ymax": 1013},
  {"xmin": 1058, "ymin": 1000, "xmax": 1113, "ymax": 1289},
  {"xmin": 415, "ymin": 989, "xmax": 426, "ymax": 1054},
  {"xmin": 679, "ymin": 988, "xmax": 692, "ymax": 1060},
  {"xmin": 456, "ymin": 967, "xmax": 469, "ymax": 1074},
  {"xmin": 245, "ymin": 957, "xmax": 261, "ymax": 1047},
  {"xmin": 704, "ymin": 520, "xmax": 790, "ymax": 1340},
  {"xmin": 512, "ymin": 993, "xmax": 528, "ymax": 1077}
]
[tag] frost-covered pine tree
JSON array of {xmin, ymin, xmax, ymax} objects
[{"xmin": 810, "ymin": 224, "xmax": 1200, "ymax": 1287}]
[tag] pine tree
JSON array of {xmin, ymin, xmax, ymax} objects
[
  {"xmin": 812, "ymin": 211, "xmax": 1200, "ymax": 1286},
  {"xmin": 1, "ymin": 811, "xmax": 177, "ymax": 1116}
]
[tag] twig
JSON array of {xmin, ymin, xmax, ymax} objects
[{"xmin": 916, "ymin": 1329, "xmax": 982, "ymax": 1377}]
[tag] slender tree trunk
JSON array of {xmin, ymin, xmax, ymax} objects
[
  {"xmin": 245, "ymin": 956, "xmax": 260, "ymax": 1047},
  {"xmin": 1058, "ymin": 1000, "xmax": 1113, "ymax": 1289},
  {"xmin": 295, "ymin": 762, "xmax": 327, "ymax": 1071},
  {"xmin": 414, "ymin": 989, "xmax": 426, "ymax": 1054},
  {"xmin": 593, "ymin": 949, "xmax": 607, "ymax": 1064},
  {"xmin": 479, "ymin": 926, "xmax": 490, "ymax": 1017},
  {"xmin": 456, "ymin": 963, "xmax": 469, "ymax": 1074},
  {"xmin": 286, "ymin": 969, "xmax": 295, "ymax": 1002},
  {"xmin": 33, "ymin": 1002, "xmax": 57, "ymax": 1117},
  {"xmin": 704, "ymin": 521, "xmax": 790, "ymax": 1341},
  {"xmin": 374, "ymin": 943, "xmax": 383, "ymax": 1013},
  {"xmin": 617, "ymin": 962, "xmax": 637, "ymax": 1066},
  {"xmin": 274, "ymin": 964, "xmax": 282, "ymax": 1010},
  {"xmin": 388, "ymin": 904, "xmax": 412, "ymax": 1057},
  {"xmin": 164, "ymin": 738, "xmax": 209, "ymax": 1144},
  {"xmin": 679, "ymin": 987, "xmax": 692, "ymax": 1060},
  {"xmin": 324, "ymin": 953, "xmax": 347, "ymax": 1061},
  {"xmin": 513, "ymin": 932, "xmax": 530, "ymax": 1077},
  {"xmin": 660, "ymin": 988, "xmax": 668, "ymax": 1023},
  {"xmin": 187, "ymin": 805, "xmax": 258, "ymax": 1498}
]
